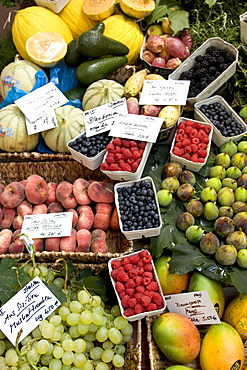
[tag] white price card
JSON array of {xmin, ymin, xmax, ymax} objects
[
  {"xmin": 25, "ymin": 109, "xmax": 57, "ymax": 135},
  {"xmin": 109, "ymin": 114, "xmax": 163, "ymax": 143},
  {"xmin": 84, "ymin": 98, "xmax": 128, "ymax": 137},
  {"xmin": 0, "ymin": 277, "xmax": 61, "ymax": 345},
  {"xmin": 21, "ymin": 212, "xmax": 73, "ymax": 239},
  {"xmin": 139, "ymin": 80, "xmax": 190, "ymax": 106},
  {"xmin": 164, "ymin": 290, "xmax": 221, "ymax": 325},
  {"xmin": 14, "ymin": 81, "xmax": 69, "ymax": 122}
]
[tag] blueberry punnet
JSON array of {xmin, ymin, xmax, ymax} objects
[{"xmin": 68, "ymin": 131, "xmax": 112, "ymax": 157}]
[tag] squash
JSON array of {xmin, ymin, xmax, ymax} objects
[
  {"xmin": 0, "ymin": 54, "xmax": 48, "ymax": 99},
  {"xmin": 82, "ymin": 79, "xmax": 124, "ymax": 110},
  {"xmin": 82, "ymin": 0, "xmax": 116, "ymax": 21},
  {"xmin": 58, "ymin": 0, "xmax": 97, "ymax": 38},
  {"xmin": 25, "ymin": 32, "xmax": 68, "ymax": 68},
  {"xmin": 0, "ymin": 104, "xmax": 39, "ymax": 153},
  {"xmin": 119, "ymin": 0, "xmax": 155, "ymax": 19},
  {"xmin": 12, "ymin": 6, "xmax": 73, "ymax": 61},
  {"xmin": 42, "ymin": 105, "xmax": 85, "ymax": 153},
  {"xmin": 103, "ymin": 15, "xmax": 144, "ymax": 64}
]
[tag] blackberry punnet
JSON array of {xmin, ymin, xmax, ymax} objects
[{"xmin": 68, "ymin": 131, "xmax": 112, "ymax": 157}]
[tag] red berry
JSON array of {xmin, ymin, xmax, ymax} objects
[
  {"xmin": 120, "ymin": 163, "xmax": 132, "ymax": 172},
  {"xmin": 124, "ymin": 308, "xmax": 135, "ymax": 317},
  {"xmin": 197, "ymin": 149, "xmax": 207, "ymax": 158},
  {"xmin": 134, "ymin": 303, "xmax": 145, "ymax": 314},
  {"xmin": 172, "ymin": 146, "xmax": 182, "ymax": 156},
  {"xmin": 146, "ymin": 281, "xmax": 159, "ymax": 291},
  {"xmin": 136, "ymin": 285, "xmax": 145, "ymax": 293},
  {"xmin": 111, "ymin": 260, "xmax": 122, "ymax": 269},
  {"xmin": 122, "ymin": 139, "xmax": 131, "ymax": 148},
  {"xmin": 147, "ymin": 303, "xmax": 157, "ymax": 311},
  {"xmin": 128, "ymin": 297, "xmax": 137, "ymax": 307},
  {"xmin": 115, "ymin": 282, "xmax": 125, "ymax": 293},
  {"xmin": 129, "ymin": 254, "xmax": 140, "ymax": 264},
  {"xmin": 138, "ymin": 142, "xmax": 146, "ymax": 149},
  {"xmin": 126, "ymin": 158, "xmax": 135, "ymax": 165},
  {"xmin": 125, "ymin": 279, "xmax": 135, "ymax": 289},
  {"xmin": 182, "ymin": 153, "xmax": 191, "ymax": 161},
  {"xmin": 184, "ymin": 146, "xmax": 192, "ymax": 154},
  {"xmin": 122, "ymin": 149, "xmax": 132, "ymax": 160},
  {"xmin": 131, "ymin": 162, "xmax": 140, "ymax": 173},
  {"xmin": 115, "ymin": 270, "xmax": 129, "ymax": 283},
  {"xmin": 106, "ymin": 156, "xmax": 116, "ymax": 165},
  {"xmin": 112, "ymin": 137, "xmax": 122, "ymax": 146},
  {"xmin": 129, "ymin": 140, "xmax": 137, "ymax": 147},
  {"xmin": 109, "ymin": 163, "xmax": 121, "ymax": 171},
  {"xmin": 134, "ymin": 292, "xmax": 143, "ymax": 302},
  {"xmin": 128, "ymin": 269, "xmax": 138, "ymax": 278},
  {"xmin": 132, "ymin": 150, "xmax": 142, "ymax": 159},
  {"xmin": 121, "ymin": 295, "xmax": 130, "ymax": 308},
  {"xmin": 100, "ymin": 163, "xmax": 109, "ymax": 171},
  {"xmin": 125, "ymin": 288, "xmax": 135, "ymax": 297},
  {"xmin": 106, "ymin": 143, "xmax": 115, "ymax": 151},
  {"xmin": 141, "ymin": 295, "xmax": 151, "ymax": 307},
  {"xmin": 152, "ymin": 292, "xmax": 163, "ymax": 305}
]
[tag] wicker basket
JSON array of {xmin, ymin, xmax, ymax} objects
[
  {"xmin": 0, "ymin": 160, "xmax": 133, "ymax": 262},
  {"xmin": 0, "ymin": 151, "xmax": 73, "ymax": 162}
]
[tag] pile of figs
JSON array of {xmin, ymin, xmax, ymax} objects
[{"xmin": 160, "ymin": 139, "xmax": 247, "ymax": 269}]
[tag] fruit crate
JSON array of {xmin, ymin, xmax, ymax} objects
[{"xmin": 0, "ymin": 160, "xmax": 133, "ymax": 262}]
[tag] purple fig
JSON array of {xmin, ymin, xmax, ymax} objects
[
  {"xmin": 218, "ymin": 206, "xmax": 234, "ymax": 218},
  {"xmin": 179, "ymin": 170, "xmax": 196, "ymax": 185},
  {"xmin": 176, "ymin": 212, "xmax": 195, "ymax": 231},
  {"xmin": 199, "ymin": 232, "xmax": 220, "ymax": 254},
  {"xmin": 162, "ymin": 162, "xmax": 183, "ymax": 179},
  {"xmin": 237, "ymin": 174, "xmax": 247, "ymax": 189},
  {"xmin": 186, "ymin": 199, "xmax": 204, "ymax": 217},
  {"xmin": 226, "ymin": 229, "xmax": 247, "ymax": 251},
  {"xmin": 232, "ymin": 201, "xmax": 247, "ymax": 214},
  {"xmin": 176, "ymin": 183, "xmax": 195, "ymax": 201},
  {"xmin": 214, "ymin": 216, "xmax": 235, "ymax": 238},
  {"xmin": 215, "ymin": 244, "xmax": 237, "ymax": 266},
  {"xmin": 233, "ymin": 212, "xmax": 247, "ymax": 230}
]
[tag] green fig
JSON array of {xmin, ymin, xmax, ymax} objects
[
  {"xmin": 226, "ymin": 166, "xmax": 242, "ymax": 179},
  {"xmin": 230, "ymin": 152, "xmax": 247, "ymax": 169},
  {"xmin": 226, "ymin": 229, "xmax": 247, "ymax": 251},
  {"xmin": 209, "ymin": 165, "xmax": 226, "ymax": 180},
  {"xmin": 234, "ymin": 186, "xmax": 247, "ymax": 202},
  {"xmin": 237, "ymin": 140, "xmax": 247, "ymax": 154},
  {"xmin": 221, "ymin": 178, "xmax": 238, "ymax": 190},
  {"xmin": 215, "ymin": 244, "xmax": 237, "ymax": 266},
  {"xmin": 161, "ymin": 176, "xmax": 180, "ymax": 193},
  {"xmin": 220, "ymin": 140, "xmax": 238, "ymax": 157},
  {"xmin": 214, "ymin": 152, "xmax": 231, "ymax": 168},
  {"xmin": 237, "ymin": 249, "xmax": 247, "ymax": 268},
  {"xmin": 185, "ymin": 225, "xmax": 204, "ymax": 243},
  {"xmin": 205, "ymin": 177, "xmax": 222, "ymax": 192},
  {"xmin": 217, "ymin": 187, "xmax": 235, "ymax": 207},
  {"xmin": 200, "ymin": 187, "xmax": 217, "ymax": 203},
  {"xmin": 218, "ymin": 206, "xmax": 234, "ymax": 218},
  {"xmin": 203, "ymin": 202, "xmax": 219, "ymax": 221}
]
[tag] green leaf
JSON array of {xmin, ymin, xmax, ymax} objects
[
  {"xmin": 205, "ymin": 0, "xmax": 217, "ymax": 8},
  {"xmin": 162, "ymin": 200, "xmax": 185, "ymax": 225},
  {"xmin": 46, "ymin": 284, "xmax": 67, "ymax": 303},
  {"xmin": 144, "ymin": 5, "xmax": 169, "ymax": 27},
  {"xmin": 150, "ymin": 224, "xmax": 173, "ymax": 258},
  {"xmin": 168, "ymin": 9, "xmax": 190, "ymax": 35},
  {"xmin": 73, "ymin": 269, "xmax": 108, "ymax": 301},
  {"xmin": 224, "ymin": 267, "xmax": 247, "ymax": 298}
]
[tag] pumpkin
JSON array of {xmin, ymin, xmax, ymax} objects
[
  {"xmin": 119, "ymin": 0, "xmax": 155, "ymax": 19},
  {"xmin": 0, "ymin": 104, "xmax": 39, "ymax": 153},
  {"xmin": 82, "ymin": 79, "xmax": 124, "ymax": 110},
  {"xmin": 25, "ymin": 32, "xmax": 68, "ymax": 68},
  {"xmin": 103, "ymin": 15, "xmax": 144, "ymax": 64},
  {"xmin": 12, "ymin": 6, "xmax": 73, "ymax": 61},
  {"xmin": 42, "ymin": 105, "xmax": 85, "ymax": 153},
  {"xmin": 82, "ymin": 0, "xmax": 116, "ymax": 21},
  {"xmin": 0, "ymin": 54, "xmax": 48, "ymax": 99},
  {"xmin": 58, "ymin": 0, "xmax": 97, "ymax": 38}
]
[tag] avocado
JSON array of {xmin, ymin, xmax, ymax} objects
[
  {"xmin": 64, "ymin": 38, "xmax": 87, "ymax": 67},
  {"xmin": 76, "ymin": 30, "xmax": 129, "ymax": 58},
  {"xmin": 64, "ymin": 86, "xmax": 86, "ymax": 101},
  {"xmin": 91, "ymin": 21, "xmax": 105, "ymax": 33},
  {"xmin": 75, "ymin": 56, "xmax": 128, "ymax": 85}
]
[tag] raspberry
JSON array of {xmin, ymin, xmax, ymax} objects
[
  {"xmin": 100, "ymin": 163, "xmax": 109, "ymax": 171},
  {"xmin": 111, "ymin": 269, "xmax": 119, "ymax": 280},
  {"xmin": 129, "ymin": 140, "xmax": 137, "ymax": 147},
  {"xmin": 198, "ymin": 143, "xmax": 207, "ymax": 150},
  {"xmin": 143, "ymin": 271, "xmax": 153, "ymax": 278},
  {"xmin": 107, "ymin": 152, "xmax": 114, "ymax": 157},
  {"xmin": 144, "ymin": 290, "xmax": 154, "ymax": 299},
  {"xmin": 124, "ymin": 308, "xmax": 135, "ymax": 317},
  {"xmin": 106, "ymin": 143, "xmax": 115, "ymax": 152},
  {"xmin": 132, "ymin": 150, "xmax": 142, "ymax": 159},
  {"xmin": 184, "ymin": 145, "xmax": 192, "ymax": 154},
  {"xmin": 119, "ymin": 291, "xmax": 126, "ymax": 299},
  {"xmin": 120, "ymin": 163, "xmax": 132, "ymax": 172},
  {"xmin": 143, "ymin": 255, "xmax": 152, "ymax": 263},
  {"xmin": 122, "ymin": 149, "xmax": 132, "ymax": 160},
  {"xmin": 122, "ymin": 139, "xmax": 130, "ymax": 148},
  {"xmin": 131, "ymin": 162, "xmax": 139, "ymax": 173},
  {"xmin": 136, "ymin": 267, "xmax": 144, "ymax": 275},
  {"xmin": 143, "ymin": 263, "xmax": 153, "ymax": 272},
  {"xmin": 198, "ymin": 157, "xmax": 205, "ymax": 163},
  {"xmin": 115, "ymin": 282, "xmax": 125, "ymax": 293},
  {"xmin": 133, "ymin": 275, "xmax": 142, "ymax": 286},
  {"xmin": 202, "ymin": 137, "xmax": 209, "ymax": 144},
  {"xmin": 137, "ymin": 260, "xmax": 144, "ymax": 267},
  {"xmin": 121, "ymin": 257, "xmax": 130, "ymax": 265},
  {"xmin": 139, "ymin": 250, "xmax": 149, "ymax": 258},
  {"xmin": 124, "ymin": 263, "xmax": 133, "ymax": 272},
  {"xmin": 129, "ymin": 254, "xmax": 140, "ymax": 264},
  {"xmin": 109, "ymin": 163, "xmax": 121, "ymax": 171},
  {"xmin": 106, "ymin": 156, "xmax": 116, "ymax": 165},
  {"xmin": 138, "ymin": 142, "xmax": 146, "ymax": 149},
  {"xmin": 143, "ymin": 276, "xmax": 152, "ymax": 286},
  {"xmin": 184, "ymin": 125, "xmax": 193, "ymax": 134},
  {"xmin": 135, "ymin": 157, "xmax": 142, "ymax": 164},
  {"xmin": 197, "ymin": 149, "xmax": 207, "ymax": 158},
  {"xmin": 136, "ymin": 285, "xmax": 145, "ymax": 293},
  {"xmin": 203, "ymin": 125, "xmax": 212, "ymax": 134},
  {"xmin": 141, "ymin": 295, "xmax": 151, "ymax": 307},
  {"xmin": 147, "ymin": 303, "xmax": 157, "ymax": 311},
  {"xmin": 172, "ymin": 146, "xmax": 182, "ymax": 157},
  {"xmin": 125, "ymin": 279, "xmax": 135, "ymax": 289},
  {"xmin": 128, "ymin": 269, "xmax": 138, "ymax": 278},
  {"xmin": 115, "ymin": 153, "xmax": 122, "ymax": 161},
  {"xmin": 134, "ymin": 292, "xmax": 143, "ymax": 302},
  {"xmin": 126, "ymin": 158, "xmax": 135, "ymax": 165},
  {"xmin": 115, "ymin": 270, "xmax": 129, "ymax": 283},
  {"xmin": 134, "ymin": 303, "xmax": 145, "ymax": 314},
  {"xmin": 191, "ymin": 153, "xmax": 199, "ymax": 162},
  {"xmin": 111, "ymin": 260, "xmax": 122, "ymax": 269},
  {"xmin": 121, "ymin": 295, "xmax": 130, "ymax": 308},
  {"xmin": 184, "ymin": 120, "xmax": 194, "ymax": 126},
  {"xmin": 152, "ymin": 292, "xmax": 163, "ymax": 306},
  {"xmin": 112, "ymin": 137, "xmax": 122, "ymax": 146},
  {"xmin": 191, "ymin": 144, "xmax": 198, "ymax": 153},
  {"xmin": 182, "ymin": 153, "xmax": 191, "ymax": 161},
  {"xmin": 146, "ymin": 281, "xmax": 159, "ymax": 291},
  {"xmin": 175, "ymin": 141, "xmax": 183, "ymax": 149},
  {"xmin": 182, "ymin": 138, "xmax": 190, "ymax": 146},
  {"xmin": 128, "ymin": 297, "xmax": 137, "ymax": 308},
  {"xmin": 125, "ymin": 288, "xmax": 135, "ymax": 297}
]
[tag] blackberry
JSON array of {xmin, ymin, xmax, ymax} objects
[
  {"xmin": 205, "ymin": 46, "xmax": 218, "ymax": 55},
  {"xmin": 209, "ymin": 66, "xmax": 217, "ymax": 75},
  {"xmin": 219, "ymin": 63, "xmax": 230, "ymax": 72},
  {"xmin": 195, "ymin": 67, "xmax": 208, "ymax": 78},
  {"xmin": 195, "ymin": 55, "xmax": 204, "ymax": 64}
]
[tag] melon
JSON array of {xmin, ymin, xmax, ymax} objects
[
  {"xmin": 223, "ymin": 293, "xmax": 247, "ymax": 339},
  {"xmin": 58, "ymin": 0, "xmax": 97, "ymax": 38},
  {"xmin": 25, "ymin": 32, "xmax": 68, "ymax": 68},
  {"xmin": 119, "ymin": 0, "xmax": 155, "ymax": 19},
  {"xmin": 0, "ymin": 54, "xmax": 48, "ymax": 99},
  {"xmin": 82, "ymin": 0, "xmax": 116, "ymax": 21},
  {"xmin": 12, "ymin": 6, "xmax": 73, "ymax": 61},
  {"xmin": 82, "ymin": 79, "xmax": 124, "ymax": 110},
  {"xmin": 0, "ymin": 104, "xmax": 39, "ymax": 153},
  {"xmin": 42, "ymin": 105, "xmax": 85, "ymax": 153},
  {"xmin": 103, "ymin": 15, "xmax": 144, "ymax": 64}
]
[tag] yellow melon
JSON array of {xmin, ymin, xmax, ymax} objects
[
  {"xmin": 103, "ymin": 15, "xmax": 144, "ymax": 64},
  {"xmin": 223, "ymin": 293, "xmax": 247, "ymax": 340},
  {"xmin": 26, "ymin": 32, "xmax": 67, "ymax": 68},
  {"xmin": 119, "ymin": 0, "xmax": 155, "ymax": 19},
  {"xmin": 58, "ymin": 0, "xmax": 97, "ymax": 38},
  {"xmin": 12, "ymin": 7, "xmax": 73, "ymax": 61},
  {"xmin": 82, "ymin": 0, "xmax": 116, "ymax": 21}
]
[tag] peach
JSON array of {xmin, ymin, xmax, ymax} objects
[
  {"xmin": 9, "ymin": 239, "xmax": 25, "ymax": 254},
  {"xmin": 45, "ymin": 182, "xmax": 58, "ymax": 205},
  {"xmin": 45, "ymin": 237, "xmax": 61, "ymax": 252},
  {"xmin": 0, "ymin": 229, "xmax": 13, "ymax": 254},
  {"xmin": 12, "ymin": 215, "xmax": 23, "ymax": 230},
  {"xmin": 73, "ymin": 178, "xmax": 91, "ymax": 205},
  {"xmin": 32, "ymin": 203, "xmax": 48, "ymax": 215},
  {"xmin": 0, "ymin": 207, "xmax": 15, "ymax": 229},
  {"xmin": 60, "ymin": 228, "xmax": 77, "ymax": 252},
  {"xmin": 91, "ymin": 229, "xmax": 108, "ymax": 253},
  {"xmin": 56, "ymin": 181, "xmax": 77, "ymax": 209},
  {"xmin": 67, "ymin": 208, "xmax": 79, "ymax": 228},
  {"xmin": 25, "ymin": 175, "xmax": 48, "ymax": 204},
  {"xmin": 93, "ymin": 203, "xmax": 112, "ymax": 230},
  {"xmin": 0, "ymin": 181, "xmax": 25, "ymax": 208},
  {"xmin": 17, "ymin": 200, "xmax": 33, "ymax": 217},
  {"xmin": 12, "ymin": 229, "xmax": 22, "ymax": 241},
  {"xmin": 33, "ymin": 238, "xmax": 44, "ymax": 252},
  {"xmin": 47, "ymin": 202, "xmax": 63, "ymax": 213},
  {"xmin": 88, "ymin": 181, "xmax": 114, "ymax": 203},
  {"xmin": 76, "ymin": 205, "xmax": 94, "ymax": 230},
  {"xmin": 76, "ymin": 229, "xmax": 91, "ymax": 252},
  {"xmin": 20, "ymin": 180, "xmax": 27, "ymax": 187},
  {"xmin": 110, "ymin": 207, "xmax": 120, "ymax": 230}
]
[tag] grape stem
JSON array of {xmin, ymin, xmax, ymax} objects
[
  {"xmin": 82, "ymin": 286, "xmax": 112, "ymax": 318},
  {"xmin": 55, "ymin": 258, "xmax": 68, "ymax": 292}
]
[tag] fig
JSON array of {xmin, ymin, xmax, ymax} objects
[
  {"xmin": 185, "ymin": 199, "xmax": 204, "ymax": 217},
  {"xmin": 146, "ymin": 35, "xmax": 165, "ymax": 54},
  {"xmin": 230, "ymin": 152, "xmax": 247, "ymax": 169},
  {"xmin": 237, "ymin": 174, "xmax": 247, "ymax": 189},
  {"xmin": 242, "ymin": 166, "xmax": 247, "ymax": 174},
  {"xmin": 226, "ymin": 229, "xmax": 247, "ymax": 251},
  {"xmin": 203, "ymin": 202, "xmax": 219, "ymax": 221},
  {"xmin": 165, "ymin": 57, "xmax": 182, "ymax": 69},
  {"xmin": 218, "ymin": 206, "xmax": 234, "ymax": 218},
  {"xmin": 176, "ymin": 212, "xmax": 195, "ymax": 231},
  {"xmin": 221, "ymin": 178, "xmax": 237, "ymax": 190},
  {"xmin": 217, "ymin": 187, "xmax": 235, "ymax": 207},
  {"xmin": 142, "ymin": 50, "xmax": 156, "ymax": 64},
  {"xmin": 147, "ymin": 24, "xmax": 164, "ymax": 36},
  {"xmin": 152, "ymin": 57, "xmax": 166, "ymax": 68},
  {"xmin": 226, "ymin": 166, "xmax": 242, "ymax": 179},
  {"xmin": 233, "ymin": 212, "xmax": 247, "ymax": 230},
  {"xmin": 199, "ymin": 232, "xmax": 220, "ymax": 254},
  {"xmin": 209, "ymin": 165, "xmax": 226, "ymax": 180},
  {"xmin": 179, "ymin": 170, "xmax": 196, "ymax": 185},
  {"xmin": 161, "ymin": 176, "xmax": 180, "ymax": 193},
  {"xmin": 234, "ymin": 187, "xmax": 247, "ymax": 202},
  {"xmin": 214, "ymin": 152, "xmax": 231, "ymax": 168},
  {"xmin": 176, "ymin": 183, "xmax": 195, "ymax": 201},
  {"xmin": 200, "ymin": 187, "xmax": 217, "ymax": 203},
  {"xmin": 185, "ymin": 225, "xmax": 204, "ymax": 244},
  {"xmin": 220, "ymin": 140, "xmax": 238, "ymax": 157},
  {"xmin": 215, "ymin": 244, "xmax": 237, "ymax": 266},
  {"xmin": 237, "ymin": 140, "xmax": 247, "ymax": 154},
  {"xmin": 205, "ymin": 177, "xmax": 222, "ymax": 192},
  {"xmin": 232, "ymin": 201, "xmax": 247, "ymax": 214},
  {"xmin": 162, "ymin": 162, "xmax": 183, "ymax": 179},
  {"xmin": 214, "ymin": 217, "xmax": 235, "ymax": 238},
  {"xmin": 237, "ymin": 249, "xmax": 247, "ymax": 268},
  {"xmin": 157, "ymin": 189, "xmax": 173, "ymax": 207}
]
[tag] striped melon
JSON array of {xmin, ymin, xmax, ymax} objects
[
  {"xmin": 0, "ymin": 104, "xmax": 39, "ymax": 153},
  {"xmin": 42, "ymin": 105, "xmax": 85, "ymax": 153},
  {"xmin": 82, "ymin": 79, "xmax": 124, "ymax": 111}
]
